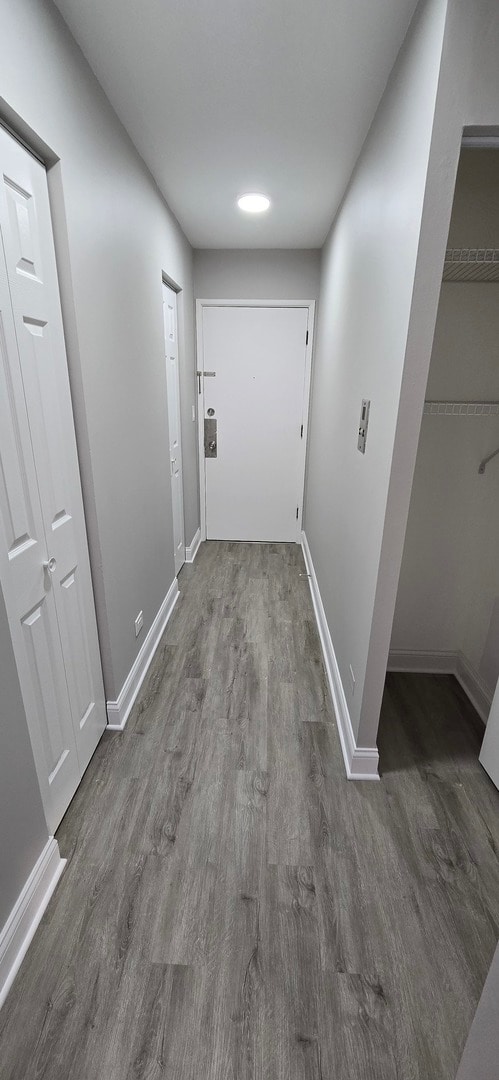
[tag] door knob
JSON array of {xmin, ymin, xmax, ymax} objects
[{"xmin": 44, "ymin": 557, "xmax": 57, "ymax": 574}]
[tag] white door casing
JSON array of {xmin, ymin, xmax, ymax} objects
[
  {"xmin": 0, "ymin": 126, "xmax": 106, "ymax": 832},
  {"xmin": 479, "ymin": 678, "xmax": 499, "ymax": 791},
  {"xmin": 163, "ymin": 281, "xmax": 185, "ymax": 575},
  {"xmin": 197, "ymin": 301, "xmax": 314, "ymax": 543}
]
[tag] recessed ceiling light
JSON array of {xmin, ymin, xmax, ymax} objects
[{"xmin": 237, "ymin": 193, "xmax": 271, "ymax": 213}]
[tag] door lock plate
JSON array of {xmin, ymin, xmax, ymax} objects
[
  {"xmin": 357, "ymin": 399, "xmax": 370, "ymax": 454},
  {"xmin": 204, "ymin": 417, "xmax": 217, "ymax": 457}
]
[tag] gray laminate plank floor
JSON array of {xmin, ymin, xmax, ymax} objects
[{"xmin": 1, "ymin": 541, "xmax": 498, "ymax": 1079}]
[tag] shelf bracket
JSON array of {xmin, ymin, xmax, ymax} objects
[{"xmin": 479, "ymin": 446, "xmax": 499, "ymax": 474}]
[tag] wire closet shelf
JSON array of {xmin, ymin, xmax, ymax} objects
[
  {"xmin": 443, "ymin": 248, "xmax": 499, "ymax": 281},
  {"xmin": 423, "ymin": 399, "xmax": 499, "ymax": 474}
]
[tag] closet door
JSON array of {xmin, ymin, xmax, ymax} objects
[
  {"xmin": 0, "ymin": 126, "xmax": 106, "ymax": 831},
  {"xmin": 0, "ymin": 240, "xmax": 80, "ymax": 830}
]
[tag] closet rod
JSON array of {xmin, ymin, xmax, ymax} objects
[{"xmin": 479, "ymin": 446, "xmax": 499, "ymax": 474}]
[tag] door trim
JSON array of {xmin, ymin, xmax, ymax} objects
[
  {"xmin": 162, "ymin": 277, "xmax": 186, "ymax": 573},
  {"xmin": 195, "ymin": 299, "xmax": 316, "ymax": 543},
  {"xmin": 185, "ymin": 527, "xmax": 201, "ymax": 563}
]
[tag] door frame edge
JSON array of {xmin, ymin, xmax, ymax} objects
[{"xmin": 162, "ymin": 274, "xmax": 186, "ymax": 570}]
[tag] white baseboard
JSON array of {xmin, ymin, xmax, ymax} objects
[
  {"xmin": 301, "ymin": 531, "xmax": 379, "ymax": 780},
  {"xmin": 387, "ymin": 649, "xmax": 456, "ymax": 675},
  {"xmin": 0, "ymin": 838, "xmax": 65, "ymax": 1010},
  {"xmin": 107, "ymin": 578, "xmax": 179, "ymax": 730},
  {"xmin": 185, "ymin": 527, "xmax": 201, "ymax": 563},
  {"xmin": 387, "ymin": 649, "xmax": 492, "ymax": 724},
  {"xmin": 456, "ymin": 653, "xmax": 492, "ymax": 724}
]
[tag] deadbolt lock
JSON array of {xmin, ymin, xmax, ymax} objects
[{"xmin": 204, "ymin": 417, "xmax": 217, "ymax": 458}]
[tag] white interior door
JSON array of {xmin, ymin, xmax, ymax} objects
[
  {"xmin": 0, "ymin": 247, "xmax": 80, "ymax": 828},
  {"xmin": 200, "ymin": 304, "xmax": 310, "ymax": 542},
  {"xmin": 479, "ymin": 679, "xmax": 499, "ymax": 790},
  {"xmin": 0, "ymin": 126, "xmax": 106, "ymax": 832},
  {"xmin": 163, "ymin": 281, "xmax": 185, "ymax": 574}
]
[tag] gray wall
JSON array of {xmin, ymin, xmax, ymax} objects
[
  {"xmin": 0, "ymin": 586, "xmax": 48, "ymax": 929},
  {"xmin": 305, "ymin": 0, "xmax": 499, "ymax": 753},
  {"xmin": 0, "ymin": 0, "xmax": 198, "ymax": 701},
  {"xmin": 194, "ymin": 249, "xmax": 321, "ymax": 300},
  {"xmin": 303, "ymin": 0, "xmax": 448, "ymax": 744},
  {"xmin": 391, "ymin": 150, "xmax": 499, "ymax": 700},
  {"xmin": 0, "ymin": 0, "xmax": 198, "ymax": 954},
  {"xmin": 361, "ymin": 0, "xmax": 499, "ymax": 753}
]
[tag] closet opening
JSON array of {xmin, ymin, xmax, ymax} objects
[{"xmin": 379, "ymin": 143, "xmax": 499, "ymax": 790}]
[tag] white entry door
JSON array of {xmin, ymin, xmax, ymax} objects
[
  {"xmin": 0, "ymin": 126, "xmax": 106, "ymax": 833},
  {"xmin": 162, "ymin": 281, "xmax": 185, "ymax": 574},
  {"xmin": 199, "ymin": 304, "xmax": 312, "ymax": 542}
]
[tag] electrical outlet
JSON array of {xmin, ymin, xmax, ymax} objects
[
  {"xmin": 349, "ymin": 664, "xmax": 355, "ymax": 695},
  {"xmin": 134, "ymin": 611, "xmax": 143, "ymax": 638}
]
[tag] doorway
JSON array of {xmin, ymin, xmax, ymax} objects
[
  {"xmin": 0, "ymin": 125, "xmax": 106, "ymax": 832},
  {"xmin": 196, "ymin": 300, "xmax": 314, "ymax": 542},
  {"xmin": 384, "ymin": 146, "xmax": 499, "ymax": 783},
  {"xmin": 162, "ymin": 280, "xmax": 185, "ymax": 575}
]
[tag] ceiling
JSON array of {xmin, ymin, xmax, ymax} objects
[{"xmin": 53, "ymin": 0, "xmax": 420, "ymax": 249}]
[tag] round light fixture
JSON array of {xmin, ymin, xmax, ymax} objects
[{"xmin": 237, "ymin": 192, "xmax": 271, "ymax": 213}]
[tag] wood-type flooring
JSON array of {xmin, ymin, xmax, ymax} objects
[{"xmin": 1, "ymin": 541, "xmax": 498, "ymax": 1079}]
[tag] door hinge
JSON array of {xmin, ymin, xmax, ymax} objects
[
  {"xmin": 196, "ymin": 369, "xmax": 216, "ymax": 394},
  {"xmin": 296, "ymin": 507, "xmax": 299, "ymax": 520},
  {"xmin": 306, "ymin": 330, "xmax": 309, "ymax": 345},
  {"xmin": 300, "ymin": 424, "xmax": 303, "ymax": 438}
]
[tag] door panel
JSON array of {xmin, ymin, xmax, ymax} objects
[
  {"xmin": 0, "ymin": 252, "xmax": 80, "ymax": 831},
  {"xmin": 163, "ymin": 282, "xmax": 185, "ymax": 575},
  {"xmin": 21, "ymin": 597, "xmax": 74, "ymax": 789},
  {"xmin": 58, "ymin": 565, "xmax": 97, "ymax": 737},
  {"xmin": 201, "ymin": 305, "xmax": 309, "ymax": 542},
  {"xmin": 0, "ymin": 125, "xmax": 106, "ymax": 830},
  {"xmin": 4, "ymin": 174, "xmax": 43, "ymax": 282},
  {"xmin": 0, "ymin": 310, "xmax": 38, "ymax": 564},
  {"xmin": 12, "ymin": 295, "xmax": 102, "ymax": 764}
]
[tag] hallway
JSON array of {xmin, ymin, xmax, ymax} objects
[{"xmin": 0, "ymin": 543, "xmax": 498, "ymax": 1079}]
